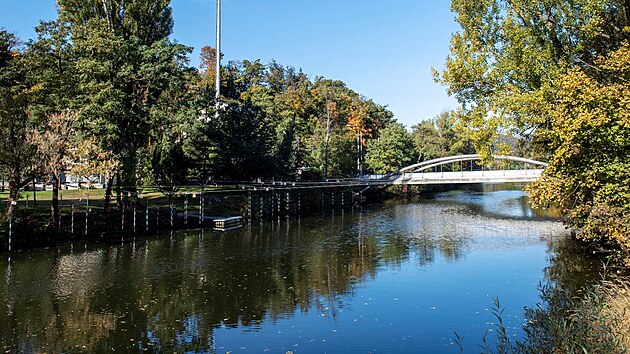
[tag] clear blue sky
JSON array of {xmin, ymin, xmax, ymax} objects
[{"xmin": 0, "ymin": 0, "xmax": 460, "ymax": 128}]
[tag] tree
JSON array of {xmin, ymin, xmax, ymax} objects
[
  {"xmin": 29, "ymin": 111, "xmax": 79, "ymax": 228},
  {"xmin": 307, "ymin": 79, "xmax": 354, "ymax": 178},
  {"xmin": 436, "ymin": 0, "xmax": 630, "ymax": 159},
  {"xmin": 439, "ymin": 0, "xmax": 630, "ymax": 261},
  {"xmin": 211, "ymin": 99, "xmax": 275, "ymax": 181},
  {"xmin": 21, "ymin": 19, "xmax": 81, "ymax": 223},
  {"xmin": 149, "ymin": 134, "xmax": 188, "ymax": 194},
  {"xmin": 58, "ymin": 0, "xmax": 191, "ymax": 196},
  {"xmin": 199, "ymin": 45, "xmax": 219, "ymax": 88},
  {"xmin": 364, "ymin": 122, "xmax": 415, "ymax": 174},
  {"xmin": 527, "ymin": 44, "xmax": 630, "ymax": 264},
  {"xmin": 25, "ymin": 20, "xmax": 76, "ymax": 116},
  {"xmin": 411, "ymin": 111, "xmax": 475, "ymax": 162},
  {"xmin": 0, "ymin": 30, "xmax": 41, "ymax": 220},
  {"xmin": 267, "ymin": 73, "xmax": 313, "ymax": 177},
  {"xmin": 411, "ymin": 120, "xmax": 446, "ymax": 161}
]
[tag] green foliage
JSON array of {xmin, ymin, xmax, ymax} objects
[
  {"xmin": 412, "ymin": 120, "xmax": 447, "ymax": 161},
  {"xmin": 411, "ymin": 111, "xmax": 475, "ymax": 161},
  {"xmin": 149, "ymin": 136, "xmax": 188, "ymax": 191},
  {"xmin": 25, "ymin": 20, "xmax": 76, "ymax": 116},
  {"xmin": 211, "ymin": 99, "xmax": 276, "ymax": 181},
  {"xmin": 1, "ymin": 5, "xmax": 395, "ymax": 193},
  {"xmin": 364, "ymin": 122, "xmax": 415, "ymax": 174},
  {"xmin": 527, "ymin": 44, "xmax": 630, "ymax": 263},
  {"xmin": 182, "ymin": 113, "xmax": 217, "ymax": 182},
  {"xmin": 57, "ymin": 0, "xmax": 173, "ymax": 45},
  {"xmin": 60, "ymin": 0, "xmax": 191, "ymax": 189},
  {"xmin": 0, "ymin": 30, "xmax": 42, "ymax": 217},
  {"xmin": 438, "ymin": 0, "xmax": 630, "ymax": 158},
  {"xmin": 215, "ymin": 61, "xmax": 392, "ymax": 179}
]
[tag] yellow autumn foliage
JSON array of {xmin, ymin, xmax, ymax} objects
[{"xmin": 528, "ymin": 43, "xmax": 630, "ymax": 264}]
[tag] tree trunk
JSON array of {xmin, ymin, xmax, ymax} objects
[
  {"xmin": 103, "ymin": 175, "xmax": 114, "ymax": 213},
  {"xmin": 32, "ymin": 179, "xmax": 37, "ymax": 206},
  {"xmin": 121, "ymin": 142, "xmax": 138, "ymax": 194},
  {"xmin": 51, "ymin": 175, "xmax": 60, "ymax": 229}
]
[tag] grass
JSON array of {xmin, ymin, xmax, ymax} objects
[
  {"xmin": 0, "ymin": 189, "xmax": 105, "ymax": 201},
  {"xmin": 0, "ymin": 185, "xmax": 242, "ymax": 207},
  {"xmin": 603, "ymin": 278, "xmax": 630, "ymax": 349}
]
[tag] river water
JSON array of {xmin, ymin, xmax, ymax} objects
[{"xmin": 0, "ymin": 185, "xmax": 596, "ymax": 353}]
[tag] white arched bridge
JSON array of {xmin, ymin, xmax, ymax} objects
[{"xmin": 361, "ymin": 154, "xmax": 547, "ymax": 185}]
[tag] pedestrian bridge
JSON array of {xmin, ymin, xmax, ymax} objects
[{"xmin": 361, "ymin": 154, "xmax": 547, "ymax": 185}]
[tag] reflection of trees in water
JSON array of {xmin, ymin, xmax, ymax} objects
[
  {"xmin": 423, "ymin": 184, "xmax": 563, "ymax": 220},
  {"xmin": 0, "ymin": 196, "xmax": 570, "ymax": 352},
  {"xmin": 0, "ymin": 213, "xmax": 383, "ymax": 352},
  {"xmin": 384, "ymin": 198, "xmax": 568, "ymax": 272},
  {"xmin": 543, "ymin": 237, "xmax": 603, "ymax": 295}
]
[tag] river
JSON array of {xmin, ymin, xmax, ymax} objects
[{"xmin": 0, "ymin": 184, "xmax": 598, "ymax": 353}]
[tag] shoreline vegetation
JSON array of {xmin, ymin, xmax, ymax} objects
[{"xmin": 467, "ymin": 271, "xmax": 630, "ymax": 353}]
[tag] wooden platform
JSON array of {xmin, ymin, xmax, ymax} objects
[{"xmin": 212, "ymin": 216, "xmax": 242, "ymax": 231}]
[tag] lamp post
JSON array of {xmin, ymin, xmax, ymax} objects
[{"xmin": 215, "ymin": 0, "xmax": 221, "ymax": 120}]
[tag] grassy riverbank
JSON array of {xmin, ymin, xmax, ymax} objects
[
  {"xmin": 0, "ymin": 186, "xmax": 247, "ymax": 248},
  {"xmin": 0, "ymin": 185, "xmax": 365, "ymax": 249}
]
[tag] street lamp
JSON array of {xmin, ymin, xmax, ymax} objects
[{"xmin": 215, "ymin": 0, "xmax": 221, "ymax": 120}]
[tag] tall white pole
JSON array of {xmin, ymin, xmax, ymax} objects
[{"xmin": 215, "ymin": 0, "xmax": 221, "ymax": 120}]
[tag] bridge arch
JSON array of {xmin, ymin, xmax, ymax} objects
[{"xmin": 387, "ymin": 154, "xmax": 548, "ymax": 177}]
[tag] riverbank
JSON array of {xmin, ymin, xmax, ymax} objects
[
  {"xmin": 472, "ymin": 234, "xmax": 630, "ymax": 353},
  {"xmin": 0, "ymin": 183, "xmax": 374, "ymax": 250}
]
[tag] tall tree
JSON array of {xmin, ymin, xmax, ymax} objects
[
  {"xmin": 527, "ymin": 45, "xmax": 630, "ymax": 263},
  {"xmin": 24, "ymin": 20, "xmax": 79, "ymax": 220},
  {"xmin": 29, "ymin": 112, "xmax": 79, "ymax": 228},
  {"xmin": 307, "ymin": 79, "xmax": 353, "ymax": 178},
  {"xmin": 58, "ymin": 0, "xmax": 191, "ymax": 196},
  {"xmin": 211, "ymin": 99, "xmax": 275, "ymax": 181},
  {"xmin": 57, "ymin": 0, "xmax": 173, "ymax": 44},
  {"xmin": 411, "ymin": 120, "xmax": 446, "ymax": 161},
  {"xmin": 25, "ymin": 20, "xmax": 76, "ymax": 116},
  {"xmin": 0, "ymin": 30, "xmax": 42, "ymax": 220},
  {"xmin": 199, "ymin": 45, "xmax": 218, "ymax": 88},
  {"xmin": 437, "ymin": 0, "xmax": 630, "ymax": 158}
]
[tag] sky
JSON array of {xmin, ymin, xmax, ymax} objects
[{"xmin": 0, "ymin": 0, "xmax": 461, "ymax": 128}]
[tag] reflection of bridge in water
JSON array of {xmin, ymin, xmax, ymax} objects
[{"xmin": 361, "ymin": 154, "xmax": 547, "ymax": 185}]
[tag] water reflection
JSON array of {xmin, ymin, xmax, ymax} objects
[{"xmin": 0, "ymin": 189, "xmax": 584, "ymax": 353}]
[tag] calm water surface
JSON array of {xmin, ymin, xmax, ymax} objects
[{"xmin": 0, "ymin": 185, "xmax": 592, "ymax": 353}]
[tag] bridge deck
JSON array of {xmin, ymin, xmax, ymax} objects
[{"xmin": 364, "ymin": 169, "xmax": 543, "ymax": 185}]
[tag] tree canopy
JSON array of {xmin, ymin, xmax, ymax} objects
[{"xmin": 365, "ymin": 122, "xmax": 415, "ymax": 174}]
